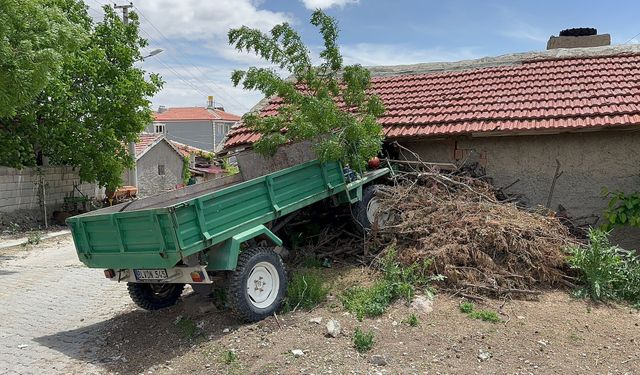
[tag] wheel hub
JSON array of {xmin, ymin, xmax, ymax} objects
[{"xmin": 246, "ymin": 262, "xmax": 279, "ymax": 308}]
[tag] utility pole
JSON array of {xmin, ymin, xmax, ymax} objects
[{"xmin": 115, "ymin": 2, "xmax": 138, "ymax": 188}]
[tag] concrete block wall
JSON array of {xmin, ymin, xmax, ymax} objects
[{"xmin": 0, "ymin": 166, "xmax": 103, "ymax": 214}]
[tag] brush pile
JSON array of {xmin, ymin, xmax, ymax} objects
[{"xmin": 370, "ymin": 171, "xmax": 578, "ymax": 298}]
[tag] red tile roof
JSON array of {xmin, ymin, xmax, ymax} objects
[
  {"xmin": 169, "ymin": 140, "xmax": 212, "ymax": 157},
  {"xmin": 154, "ymin": 107, "xmax": 241, "ymax": 122},
  {"xmin": 224, "ymin": 53, "xmax": 640, "ymax": 148},
  {"xmin": 135, "ymin": 133, "xmax": 163, "ymax": 157}
]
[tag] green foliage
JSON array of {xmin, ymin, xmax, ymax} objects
[
  {"xmin": 0, "ymin": 2, "xmax": 162, "ymax": 189},
  {"xmin": 175, "ymin": 316, "xmax": 197, "ymax": 339},
  {"xmin": 458, "ymin": 302, "xmax": 501, "ymax": 323},
  {"xmin": 300, "ymin": 255, "xmax": 323, "ymax": 269},
  {"xmin": 284, "ymin": 270, "xmax": 329, "ymax": 312},
  {"xmin": 222, "ymin": 158, "xmax": 239, "ymax": 175},
  {"xmin": 340, "ymin": 248, "xmax": 442, "ymax": 320},
  {"xmin": 567, "ymin": 229, "xmax": 640, "ymax": 304},
  {"xmin": 224, "ymin": 350, "xmax": 238, "ymax": 364},
  {"xmin": 601, "ymin": 188, "xmax": 640, "ymax": 230},
  {"xmin": 228, "ymin": 10, "xmax": 385, "ymax": 171},
  {"xmin": 459, "ymin": 301, "xmax": 474, "ymax": 314},
  {"xmin": 403, "ymin": 313, "xmax": 420, "ymax": 327},
  {"xmin": 353, "ymin": 327, "xmax": 375, "ymax": 353},
  {"xmin": 23, "ymin": 231, "xmax": 43, "ymax": 247},
  {"xmin": 182, "ymin": 156, "xmax": 191, "ymax": 185}
]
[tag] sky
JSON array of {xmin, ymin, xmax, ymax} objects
[{"xmin": 85, "ymin": 0, "xmax": 640, "ymax": 116}]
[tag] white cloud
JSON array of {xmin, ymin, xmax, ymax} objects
[
  {"xmin": 133, "ymin": 0, "xmax": 291, "ymax": 40},
  {"xmin": 340, "ymin": 43, "xmax": 481, "ymax": 66},
  {"xmin": 301, "ymin": 0, "xmax": 359, "ymax": 10}
]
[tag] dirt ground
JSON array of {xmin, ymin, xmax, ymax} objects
[{"xmin": 90, "ymin": 267, "xmax": 639, "ymax": 375}]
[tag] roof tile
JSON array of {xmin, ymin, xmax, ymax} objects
[{"xmin": 224, "ymin": 53, "xmax": 640, "ymax": 148}]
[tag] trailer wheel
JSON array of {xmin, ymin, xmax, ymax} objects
[
  {"xmin": 352, "ymin": 185, "xmax": 390, "ymax": 231},
  {"xmin": 127, "ymin": 282, "xmax": 185, "ymax": 310},
  {"xmin": 227, "ymin": 247, "xmax": 287, "ymax": 322}
]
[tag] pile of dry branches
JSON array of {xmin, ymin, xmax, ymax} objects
[{"xmin": 370, "ymin": 171, "xmax": 578, "ymax": 298}]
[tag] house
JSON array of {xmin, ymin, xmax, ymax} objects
[
  {"xmin": 223, "ymin": 35, "xmax": 640, "ymax": 249},
  {"xmin": 122, "ymin": 133, "xmax": 185, "ymax": 197},
  {"xmin": 169, "ymin": 140, "xmax": 225, "ymax": 182},
  {"xmin": 149, "ymin": 98, "xmax": 241, "ymax": 152}
]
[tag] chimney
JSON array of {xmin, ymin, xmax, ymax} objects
[
  {"xmin": 158, "ymin": 105, "xmax": 167, "ymax": 113},
  {"xmin": 207, "ymin": 96, "xmax": 214, "ymax": 109},
  {"xmin": 547, "ymin": 28, "xmax": 610, "ymax": 50}
]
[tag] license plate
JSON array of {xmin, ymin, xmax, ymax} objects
[{"xmin": 133, "ymin": 269, "xmax": 168, "ymax": 281}]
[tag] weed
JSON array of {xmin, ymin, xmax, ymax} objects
[
  {"xmin": 175, "ymin": 316, "xmax": 197, "ymax": 339},
  {"xmin": 469, "ymin": 310, "xmax": 501, "ymax": 323},
  {"xmin": 458, "ymin": 301, "xmax": 501, "ymax": 323},
  {"xmin": 340, "ymin": 248, "xmax": 443, "ymax": 320},
  {"xmin": 353, "ymin": 327, "xmax": 374, "ymax": 352},
  {"xmin": 8, "ymin": 222, "xmax": 20, "ymax": 234},
  {"xmin": 224, "ymin": 350, "xmax": 238, "ymax": 364},
  {"xmin": 567, "ymin": 229, "xmax": 640, "ymax": 305},
  {"xmin": 300, "ymin": 256, "xmax": 323, "ymax": 269},
  {"xmin": 459, "ymin": 302, "xmax": 474, "ymax": 314},
  {"xmin": 283, "ymin": 270, "xmax": 329, "ymax": 312},
  {"xmin": 403, "ymin": 313, "xmax": 420, "ymax": 327},
  {"xmin": 24, "ymin": 232, "xmax": 42, "ymax": 246},
  {"xmin": 569, "ymin": 332, "xmax": 582, "ymax": 342}
]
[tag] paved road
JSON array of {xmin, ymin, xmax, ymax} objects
[{"xmin": 0, "ymin": 236, "xmax": 130, "ymax": 374}]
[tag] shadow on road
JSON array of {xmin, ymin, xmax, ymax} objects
[{"xmin": 35, "ymin": 291, "xmax": 241, "ymax": 373}]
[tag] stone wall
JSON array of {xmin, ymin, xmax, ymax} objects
[
  {"xmin": 400, "ymin": 129, "xmax": 640, "ymax": 249},
  {"xmin": 0, "ymin": 166, "xmax": 103, "ymax": 227},
  {"xmin": 133, "ymin": 140, "xmax": 184, "ymax": 197}
]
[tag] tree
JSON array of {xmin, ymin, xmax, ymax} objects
[
  {"xmin": 0, "ymin": 1, "xmax": 162, "ymax": 189},
  {"xmin": 228, "ymin": 10, "xmax": 385, "ymax": 170}
]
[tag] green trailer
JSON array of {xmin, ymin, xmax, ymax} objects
[{"xmin": 67, "ymin": 160, "xmax": 388, "ymax": 321}]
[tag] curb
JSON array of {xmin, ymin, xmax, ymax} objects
[{"xmin": 0, "ymin": 230, "xmax": 71, "ymax": 250}]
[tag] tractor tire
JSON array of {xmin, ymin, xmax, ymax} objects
[
  {"xmin": 127, "ymin": 282, "xmax": 185, "ymax": 310},
  {"xmin": 226, "ymin": 247, "xmax": 287, "ymax": 322},
  {"xmin": 352, "ymin": 185, "xmax": 390, "ymax": 231}
]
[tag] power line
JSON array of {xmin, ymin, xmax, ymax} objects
[
  {"xmin": 132, "ymin": 5, "xmax": 250, "ymax": 113},
  {"xmin": 624, "ymin": 32, "xmax": 640, "ymax": 44}
]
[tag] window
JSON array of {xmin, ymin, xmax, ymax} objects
[
  {"xmin": 157, "ymin": 164, "xmax": 165, "ymax": 175},
  {"xmin": 154, "ymin": 123, "xmax": 165, "ymax": 133}
]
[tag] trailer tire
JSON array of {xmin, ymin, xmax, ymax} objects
[
  {"xmin": 227, "ymin": 247, "xmax": 287, "ymax": 322},
  {"xmin": 127, "ymin": 282, "xmax": 185, "ymax": 310},
  {"xmin": 352, "ymin": 185, "xmax": 389, "ymax": 231}
]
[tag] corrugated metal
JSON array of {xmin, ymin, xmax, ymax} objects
[{"xmin": 224, "ymin": 53, "xmax": 640, "ymax": 148}]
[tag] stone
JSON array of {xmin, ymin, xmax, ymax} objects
[
  {"xmin": 223, "ymin": 328, "xmax": 231, "ymax": 333},
  {"xmin": 411, "ymin": 295, "xmax": 433, "ymax": 314},
  {"xmin": 326, "ymin": 319, "xmax": 341, "ymax": 338},
  {"xmin": 291, "ymin": 349, "xmax": 305, "ymax": 358},
  {"xmin": 477, "ymin": 350, "xmax": 491, "ymax": 362},
  {"xmin": 309, "ymin": 317, "xmax": 323, "ymax": 324},
  {"xmin": 370, "ymin": 354, "xmax": 389, "ymax": 366}
]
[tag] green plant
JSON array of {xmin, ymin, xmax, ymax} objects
[
  {"xmin": 601, "ymin": 188, "xmax": 640, "ymax": 230},
  {"xmin": 459, "ymin": 302, "xmax": 474, "ymax": 314},
  {"xmin": 24, "ymin": 232, "xmax": 42, "ymax": 246},
  {"xmin": 222, "ymin": 158, "xmax": 239, "ymax": 175},
  {"xmin": 458, "ymin": 302, "xmax": 501, "ymax": 323},
  {"xmin": 182, "ymin": 156, "xmax": 191, "ymax": 185},
  {"xmin": 567, "ymin": 229, "xmax": 640, "ymax": 304},
  {"xmin": 403, "ymin": 313, "xmax": 420, "ymax": 327},
  {"xmin": 353, "ymin": 327, "xmax": 374, "ymax": 353},
  {"xmin": 228, "ymin": 10, "xmax": 385, "ymax": 170},
  {"xmin": 175, "ymin": 316, "xmax": 197, "ymax": 339},
  {"xmin": 300, "ymin": 255, "xmax": 323, "ymax": 269},
  {"xmin": 340, "ymin": 248, "xmax": 443, "ymax": 320},
  {"xmin": 283, "ymin": 271, "xmax": 329, "ymax": 312},
  {"xmin": 224, "ymin": 350, "xmax": 238, "ymax": 364}
]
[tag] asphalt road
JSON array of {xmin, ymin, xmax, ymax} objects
[{"xmin": 0, "ymin": 235, "xmax": 130, "ymax": 375}]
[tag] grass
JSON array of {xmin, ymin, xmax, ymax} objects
[
  {"xmin": 224, "ymin": 350, "xmax": 238, "ymax": 364},
  {"xmin": 174, "ymin": 316, "xmax": 197, "ymax": 339},
  {"xmin": 458, "ymin": 302, "xmax": 501, "ymax": 323},
  {"xmin": 340, "ymin": 248, "xmax": 442, "ymax": 321},
  {"xmin": 403, "ymin": 313, "xmax": 420, "ymax": 327},
  {"xmin": 283, "ymin": 270, "xmax": 329, "ymax": 312},
  {"xmin": 353, "ymin": 327, "xmax": 375, "ymax": 353},
  {"xmin": 300, "ymin": 256, "xmax": 323, "ymax": 269},
  {"xmin": 567, "ymin": 229, "xmax": 640, "ymax": 305},
  {"xmin": 23, "ymin": 231, "xmax": 42, "ymax": 247}
]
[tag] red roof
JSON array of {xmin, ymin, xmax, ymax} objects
[
  {"xmin": 154, "ymin": 107, "xmax": 241, "ymax": 122},
  {"xmin": 135, "ymin": 133, "xmax": 163, "ymax": 157},
  {"xmin": 224, "ymin": 53, "xmax": 640, "ymax": 148}
]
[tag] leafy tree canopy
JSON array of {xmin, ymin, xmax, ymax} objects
[
  {"xmin": 0, "ymin": 0, "xmax": 162, "ymax": 189},
  {"xmin": 228, "ymin": 10, "xmax": 385, "ymax": 170}
]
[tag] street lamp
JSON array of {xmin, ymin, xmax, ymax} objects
[{"xmin": 141, "ymin": 48, "xmax": 164, "ymax": 60}]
